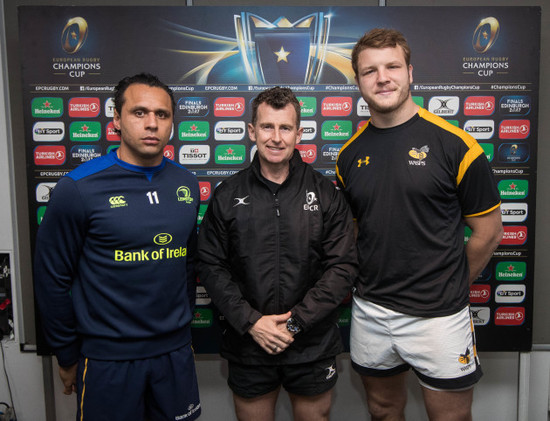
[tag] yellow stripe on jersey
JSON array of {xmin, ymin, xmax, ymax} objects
[
  {"xmin": 335, "ymin": 120, "xmax": 370, "ymax": 187},
  {"xmin": 417, "ymin": 108, "xmax": 484, "ymax": 186},
  {"xmin": 80, "ymin": 358, "xmax": 88, "ymax": 421},
  {"xmin": 464, "ymin": 201, "xmax": 501, "ymax": 218}
]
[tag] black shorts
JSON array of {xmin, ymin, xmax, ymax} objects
[{"xmin": 228, "ymin": 357, "xmax": 338, "ymax": 399}]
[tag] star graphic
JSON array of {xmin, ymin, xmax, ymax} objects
[
  {"xmin": 43, "ymin": 101, "xmax": 51, "ymax": 108},
  {"xmin": 191, "ymin": 124, "xmax": 198, "ymax": 131},
  {"xmin": 333, "ymin": 123, "xmax": 340, "ymax": 130},
  {"xmin": 81, "ymin": 124, "xmax": 89, "ymax": 132},
  {"xmin": 274, "ymin": 46, "xmax": 290, "ymax": 63},
  {"xmin": 509, "ymin": 182, "xmax": 517, "ymax": 190},
  {"xmin": 227, "ymin": 147, "xmax": 234, "ymax": 155},
  {"xmin": 507, "ymin": 264, "xmax": 515, "ymax": 271}
]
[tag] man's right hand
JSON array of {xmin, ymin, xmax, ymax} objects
[
  {"xmin": 249, "ymin": 312, "xmax": 294, "ymax": 355},
  {"xmin": 59, "ymin": 363, "xmax": 78, "ymax": 395}
]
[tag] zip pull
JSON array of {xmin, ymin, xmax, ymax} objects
[{"xmin": 274, "ymin": 196, "xmax": 280, "ymax": 217}]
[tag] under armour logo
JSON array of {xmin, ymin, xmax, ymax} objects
[
  {"xmin": 233, "ymin": 196, "xmax": 250, "ymax": 207},
  {"xmin": 357, "ymin": 156, "xmax": 370, "ymax": 167},
  {"xmin": 325, "ymin": 364, "xmax": 336, "ymax": 380}
]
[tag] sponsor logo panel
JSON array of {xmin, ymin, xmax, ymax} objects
[
  {"xmin": 213, "ymin": 97, "xmax": 245, "ymax": 117},
  {"xmin": 179, "ymin": 121, "xmax": 210, "ymax": 141},
  {"xmin": 199, "ymin": 182, "xmax": 211, "ymax": 201},
  {"xmin": 105, "ymin": 122, "xmax": 121, "ymax": 141},
  {"xmin": 499, "ymin": 96, "xmax": 531, "ymax": 116},
  {"xmin": 177, "ymin": 97, "xmax": 209, "ymax": 117},
  {"xmin": 321, "ymin": 120, "xmax": 352, "ymax": 141},
  {"xmin": 36, "ymin": 182, "xmax": 57, "ymax": 202},
  {"xmin": 295, "ymin": 144, "xmax": 317, "ymax": 164},
  {"xmin": 321, "ymin": 144, "xmax": 343, "ymax": 164},
  {"xmin": 499, "ymin": 120, "xmax": 530, "ymax": 139},
  {"xmin": 463, "ymin": 120, "xmax": 494, "ymax": 140},
  {"xmin": 214, "ymin": 144, "xmax": 246, "ymax": 164},
  {"xmin": 479, "ymin": 143, "xmax": 494, "ymax": 162},
  {"xmin": 495, "ymin": 261, "xmax": 526, "ymax": 281},
  {"xmin": 195, "ymin": 286, "xmax": 212, "ymax": 306},
  {"xmin": 69, "ymin": 121, "xmax": 102, "ymax": 141},
  {"xmin": 321, "ymin": 97, "xmax": 352, "ymax": 117},
  {"xmin": 191, "ymin": 308, "xmax": 213, "ymax": 327},
  {"xmin": 300, "ymin": 121, "xmax": 317, "ymax": 141},
  {"xmin": 104, "ymin": 98, "xmax": 115, "ymax": 117},
  {"xmin": 179, "ymin": 145, "xmax": 210, "ymax": 165},
  {"xmin": 70, "ymin": 145, "xmax": 102, "ymax": 165},
  {"xmin": 68, "ymin": 97, "xmax": 100, "ymax": 117},
  {"xmin": 214, "ymin": 121, "xmax": 245, "ymax": 141},
  {"xmin": 34, "ymin": 145, "xmax": 66, "ymax": 165},
  {"xmin": 428, "ymin": 96, "xmax": 459, "ymax": 116},
  {"xmin": 469, "ymin": 284, "xmax": 491, "ymax": 303},
  {"xmin": 498, "ymin": 179, "xmax": 528, "ymax": 199},
  {"xmin": 33, "ymin": 122, "xmax": 65, "ymax": 142},
  {"xmin": 463, "ymin": 96, "xmax": 495, "ymax": 116},
  {"xmin": 495, "ymin": 284, "xmax": 526, "ymax": 303},
  {"xmin": 32, "ymin": 97, "xmax": 63, "ymax": 118},
  {"xmin": 356, "ymin": 98, "xmax": 370, "ymax": 117},
  {"xmin": 298, "ymin": 97, "xmax": 317, "ymax": 117},
  {"xmin": 497, "ymin": 143, "xmax": 529, "ymax": 164},
  {"xmin": 470, "ymin": 307, "xmax": 490, "ymax": 326},
  {"xmin": 501, "ymin": 203, "xmax": 528, "ymax": 223},
  {"xmin": 494, "ymin": 307, "xmax": 525, "ymax": 326},
  {"xmin": 501, "ymin": 226, "xmax": 527, "ymax": 246}
]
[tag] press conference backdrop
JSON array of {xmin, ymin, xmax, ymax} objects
[{"xmin": 17, "ymin": 6, "xmax": 540, "ymax": 353}]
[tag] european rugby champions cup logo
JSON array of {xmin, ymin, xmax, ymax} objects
[
  {"xmin": 234, "ymin": 12, "xmax": 331, "ymax": 84},
  {"xmin": 61, "ymin": 17, "xmax": 88, "ymax": 54},
  {"xmin": 472, "ymin": 17, "xmax": 500, "ymax": 54}
]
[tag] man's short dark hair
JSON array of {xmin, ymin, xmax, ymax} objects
[
  {"xmin": 251, "ymin": 86, "xmax": 301, "ymax": 127},
  {"xmin": 113, "ymin": 73, "xmax": 175, "ymax": 115},
  {"xmin": 351, "ymin": 28, "xmax": 411, "ymax": 77}
]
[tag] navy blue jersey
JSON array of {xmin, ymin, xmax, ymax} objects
[
  {"xmin": 34, "ymin": 150, "xmax": 199, "ymax": 366},
  {"xmin": 336, "ymin": 108, "xmax": 500, "ymax": 317}
]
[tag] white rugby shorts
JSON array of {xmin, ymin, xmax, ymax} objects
[{"xmin": 350, "ymin": 296, "xmax": 482, "ymax": 390}]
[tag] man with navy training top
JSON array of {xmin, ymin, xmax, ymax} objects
[
  {"xmin": 34, "ymin": 73, "xmax": 201, "ymax": 420},
  {"xmin": 197, "ymin": 87, "xmax": 357, "ymax": 421},
  {"xmin": 336, "ymin": 29, "xmax": 503, "ymax": 421}
]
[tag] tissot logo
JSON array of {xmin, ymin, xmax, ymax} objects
[
  {"xmin": 34, "ymin": 146, "xmax": 66, "ymax": 165},
  {"xmin": 501, "ymin": 203, "xmax": 528, "ymax": 223},
  {"xmin": 70, "ymin": 121, "xmax": 101, "ymax": 141},
  {"xmin": 321, "ymin": 97, "xmax": 352, "ymax": 117},
  {"xmin": 356, "ymin": 98, "xmax": 370, "ymax": 117},
  {"xmin": 428, "ymin": 96, "xmax": 459, "ymax": 116},
  {"xmin": 470, "ymin": 307, "xmax": 490, "ymax": 326},
  {"xmin": 68, "ymin": 98, "xmax": 100, "ymax": 118},
  {"xmin": 463, "ymin": 96, "xmax": 495, "ymax": 116},
  {"xmin": 463, "ymin": 120, "xmax": 494, "ymax": 140},
  {"xmin": 36, "ymin": 182, "xmax": 57, "ymax": 202},
  {"xmin": 498, "ymin": 143, "xmax": 529, "ymax": 164},
  {"xmin": 469, "ymin": 284, "xmax": 491, "ymax": 303},
  {"xmin": 32, "ymin": 97, "xmax": 63, "ymax": 118},
  {"xmin": 179, "ymin": 145, "xmax": 210, "ymax": 165},
  {"xmin": 501, "ymin": 226, "xmax": 527, "ymax": 246},
  {"xmin": 498, "ymin": 179, "xmax": 528, "ymax": 200},
  {"xmin": 495, "ymin": 284, "xmax": 525, "ymax": 303},
  {"xmin": 214, "ymin": 97, "xmax": 245, "ymax": 117},
  {"xmin": 495, "ymin": 261, "xmax": 526, "ymax": 281},
  {"xmin": 199, "ymin": 182, "xmax": 211, "ymax": 201},
  {"xmin": 499, "ymin": 96, "xmax": 531, "ymax": 116},
  {"xmin": 177, "ymin": 97, "xmax": 209, "ymax": 117},
  {"xmin": 33, "ymin": 122, "xmax": 65, "ymax": 142},
  {"xmin": 295, "ymin": 144, "xmax": 317, "ymax": 164},
  {"xmin": 499, "ymin": 120, "xmax": 530, "ymax": 139},
  {"xmin": 70, "ymin": 145, "xmax": 101, "ymax": 165},
  {"xmin": 214, "ymin": 121, "xmax": 245, "ymax": 141},
  {"xmin": 494, "ymin": 307, "xmax": 525, "ymax": 326},
  {"xmin": 104, "ymin": 98, "xmax": 115, "ymax": 117},
  {"xmin": 300, "ymin": 121, "xmax": 317, "ymax": 141}
]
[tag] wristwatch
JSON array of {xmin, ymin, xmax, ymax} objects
[{"xmin": 286, "ymin": 317, "xmax": 302, "ymax": 334}]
